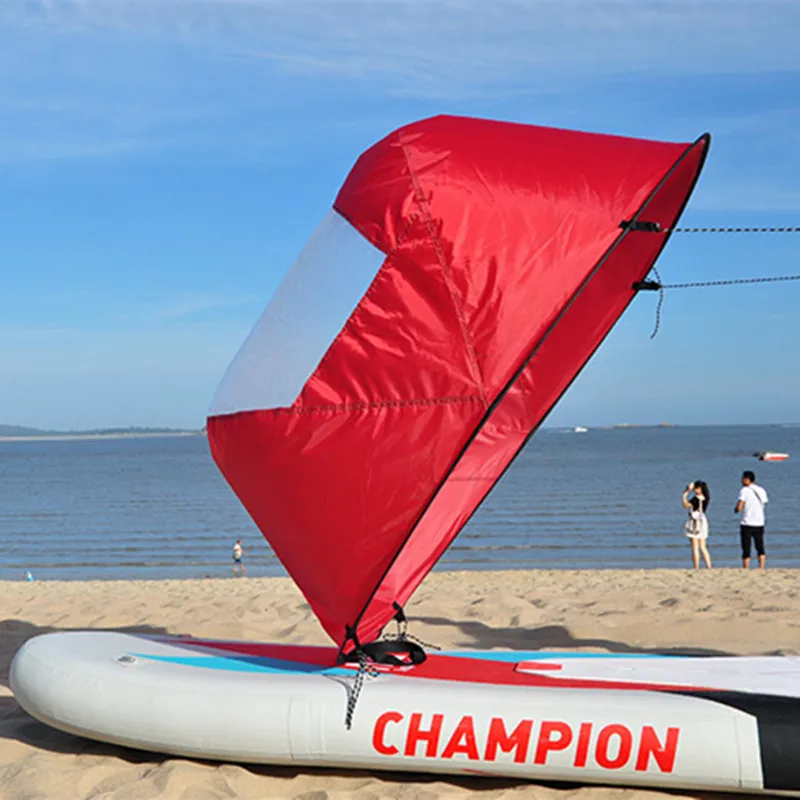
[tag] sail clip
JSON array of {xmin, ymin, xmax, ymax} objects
[
  {"xmin": 632, "ymin": 280, "xmax": 663, "ymax": 292},
  {"xmin": 620, "ymin": 219, "xmax": 662, "ymax": 233}
]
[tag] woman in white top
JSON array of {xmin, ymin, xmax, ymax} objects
[{"xmin": 682, "ymin": 480, "xmax": 711, "ymax": 570}]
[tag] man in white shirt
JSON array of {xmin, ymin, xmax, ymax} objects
[{"xmin": 735, "ymin": 471, "xmax": 769, "ymax": 569}]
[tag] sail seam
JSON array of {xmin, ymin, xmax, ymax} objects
[
  {"xmin": 213, "ymin": 395, "xmax": 484, "ymax": 418},
  {"xmin": 398, "ymin": 135, "xmax": 489, "ymax": 409},
  {"xmin": 285, "ymin": 395, "xmax": 483, "ymax": 414}
]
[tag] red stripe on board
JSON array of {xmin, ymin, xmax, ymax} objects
[{"xmin": 160, "ymin": 638, "xmax": 719, "ymax": 695}]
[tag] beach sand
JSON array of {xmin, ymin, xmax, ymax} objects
[{"xmin": 2, "ymin": 568, "xmax": 799, "ymax": 799}]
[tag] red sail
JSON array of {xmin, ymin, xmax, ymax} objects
[{"xmin": 207, "ymin": 115, "xmax": 709, "ymax": 650}]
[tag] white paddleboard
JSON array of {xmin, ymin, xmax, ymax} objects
[{"xmin": 11, "ymin": 631, "xmax": 800, "ymax": 795}]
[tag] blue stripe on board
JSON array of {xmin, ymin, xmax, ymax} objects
[{"xmin": 132, "ymin": 653, "xmax": 352, "ymax": 676}]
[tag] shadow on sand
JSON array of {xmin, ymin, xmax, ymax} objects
[{"xmin": 413, "ymin": 616, "xmax": 736, "ymax": 657}]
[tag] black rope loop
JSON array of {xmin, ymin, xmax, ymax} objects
[
  {"xmin": 634, "ymin": 272, "xmax": 800, "ymax": 338},
  {"xmin": 648, "ymin": 266, "xmax": 665, "ymax": 340}
]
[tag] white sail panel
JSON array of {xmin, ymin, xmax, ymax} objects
[{"xmin": 209, "ymin": 209, "xmax": 385, "ymax": 416}]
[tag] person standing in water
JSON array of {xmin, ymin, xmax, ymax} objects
[
  {"xmin": 682, "ymin": 480, "xmax": 712, "ymax": 570},
  {"xmin": 232, "ymin": 539, "xmax": 246, "ymax": 576},
  {"xmin": 736, "ymin": 470, "xmax": 769, "ymax": 569}
]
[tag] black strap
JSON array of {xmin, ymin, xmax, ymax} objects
[
  {"xmin": 338, "ymin": 603, "xmax": 430, "ymax": 666},
  {"xmin": 341, "ymin": 638, "xmax": 427, "ymax": 666}
]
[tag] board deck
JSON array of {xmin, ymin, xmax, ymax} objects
[
  {"xmin": 141, "ymin": 635, "xmax": 800, "ymax": 696},
  {"xmin": 10, "ymin": 631, "xmax": 800, "ymax": 795}
]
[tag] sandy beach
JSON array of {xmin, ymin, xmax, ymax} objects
[{"xmin": 2, "ymin": 568, "xmax": 799, "ymax": 799}]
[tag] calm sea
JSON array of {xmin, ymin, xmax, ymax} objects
[{"xmin": 1, "ymin": 425, "xmax": 798, "ymax": 581}]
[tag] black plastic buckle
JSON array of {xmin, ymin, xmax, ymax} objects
[
  {"xmin": 621, "ymin": 219, "xmax": 662, "ymax": 233},
  {"xmin": 632, "ymin": 280, "xmax": 662, "ymax": 292}
]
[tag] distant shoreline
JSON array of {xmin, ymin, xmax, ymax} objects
[{"xmin": 0, "ymin": 431, "xmax": 203, "ymax": 443}]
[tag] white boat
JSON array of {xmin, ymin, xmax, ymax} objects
[
  {"xmin": 574, "ymin": 426, "xmax": 589, "ymax": 433},
  {"xmin": 755, "ymin": 451, "xmax": 790, "ymax": 462}
]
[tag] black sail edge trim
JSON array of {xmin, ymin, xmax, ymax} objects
[{"xmin": 342, "ymin": 133, "xmax": 711, "ymax": 656}]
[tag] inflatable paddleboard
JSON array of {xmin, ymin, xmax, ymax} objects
[{"xmin": 11, "ymin": 631, "xmax": 800, "ymax": 795}]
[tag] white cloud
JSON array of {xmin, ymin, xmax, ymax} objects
[
  {"xmin": 6, "ymin": 0, "xmax": 800, "ymax": 78},
  {"xmin": 3, "ymin": 1, "xmax": 799, "ymax": 98},
  {"xmin": 2, "ymin": 2, "xmax": 798, "ymax": 121},
  {"xmin": 0, "ymin": 0, "xmax": 797, "ymax": 208}
]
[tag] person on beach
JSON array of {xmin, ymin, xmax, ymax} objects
[
  {"xmin": 232, "ymin": 539, "xmax": 246, "ymax": 576},
  {"xmin": 682, "ymin": 480, "xmax": 711, "ymax": 569},
  {"xmin": 735, "ymin": 471, "xmax": 769, "ymax": 569}
]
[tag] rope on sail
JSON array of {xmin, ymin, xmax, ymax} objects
[
  {"xmin": 390, "ymin": 602, "xmax": 441, "ymax": 652},
  {"xmin": 622, "ymin": 219, "xmax": 800, "ymax": 337},
  {"xmin": 673, "ymin": 226, "xmax": 800, "ymax": 233},
  {"xmin": 634, "ymin": 273, "xmax": 800, "ymax": 338}
]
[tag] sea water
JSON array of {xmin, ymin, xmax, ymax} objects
[{"xmin": 0, "ymin": 425, "xmax": 798, "ymax": 581}]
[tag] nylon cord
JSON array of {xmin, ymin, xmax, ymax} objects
[
  {"xmin": 636, "ymin": 223, "xmax": 800, "ymax": 337},
  {"xmin": 641, "ymin": 273, "xmax": 800, "ymax": 338},
  {"xmin": 344, "ymin": 651, "xmax": 380, "ymax": 730},
  {"xmin": 673, "ymin": 226, "xmax": 800, "ymax": 233},
  {"xmin": 659, "ymin": 274, "xmax": 800, "ymax": 290}
]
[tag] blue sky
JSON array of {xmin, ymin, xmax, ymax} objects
[{"xmin": 1, "ymin": 0, "xmax": 799, "ymax": 431}]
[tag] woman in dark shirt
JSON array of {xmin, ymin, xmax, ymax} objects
[{"xmin": 682, "ymin": 480, "xmax": 712, "ymax": 570}]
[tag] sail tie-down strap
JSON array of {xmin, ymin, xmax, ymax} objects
[
  {"xmin": 340, "ymin": 638, "xmax": 425, "ymax": 729},
  {"xmin": 340, "ymin": 604, "xmax": 438, "ymax": 728}
]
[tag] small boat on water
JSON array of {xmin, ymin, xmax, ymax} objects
[
  {"xmin": 574, "ymin": 426, "xmax": 588, "ymax": 433},
  {"xmin": 754, "ymin": 451, "xmax": 790, "ymax": 462}
]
